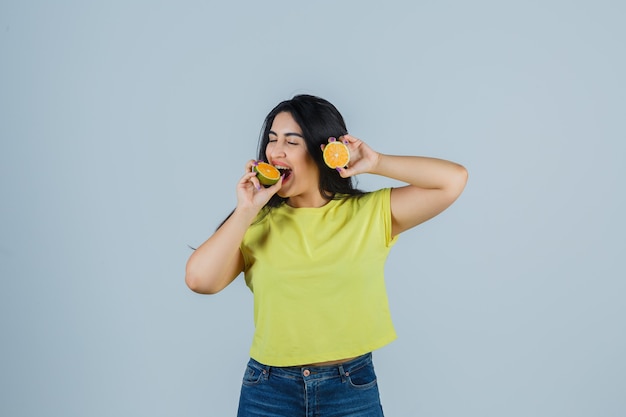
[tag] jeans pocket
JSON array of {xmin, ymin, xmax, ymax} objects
[
  {"xmin": 346, "ymin": 363, "xmax": 378, "ymax": 389},
  {"xmin": 242, "ymin": 364, "xmax": 266, "ymax": 386}
]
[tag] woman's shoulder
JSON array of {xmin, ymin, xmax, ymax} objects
[
  {"xmin": 335, "ymin": 188, "xmax": 390, "ymax": 202},
  {"xmin": 333, "ymin": 188, "xmax": 391, "ymax": 210}
]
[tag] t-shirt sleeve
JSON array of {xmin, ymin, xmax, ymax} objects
[{"xmin": 378, "ymin": 188, "xmax": 399, "ymax": 248}]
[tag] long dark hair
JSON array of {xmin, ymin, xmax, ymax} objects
[{"xmin": 258, "ymin": 94, "xmax": 364, "ymax": 208}]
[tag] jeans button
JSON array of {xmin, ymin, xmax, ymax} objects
[{"xmin": 303, "ymin": 369, "xmax": 310, "ymax": 377}]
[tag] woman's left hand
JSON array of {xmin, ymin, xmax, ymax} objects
[{"xmin": 322, "ymin": 134, "xmax": 380, "ymax": 178}]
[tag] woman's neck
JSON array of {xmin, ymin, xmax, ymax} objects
[{"xmin": 286, "ymin": 191, "xmax": 332, "ymax": 208}]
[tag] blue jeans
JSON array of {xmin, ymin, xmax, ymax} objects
[{"xmin": 237, "ymin": 353, "xmax": 384, "ymax": 417}]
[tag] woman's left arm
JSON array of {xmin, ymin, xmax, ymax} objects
[{"xmin": 336, "ymin": 135, "xmax": 468, "ymax": 236}]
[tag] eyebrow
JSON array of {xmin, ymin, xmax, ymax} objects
[{"xmin": 268, "ymin": 130, "xmax": 304, "ymax": 139}]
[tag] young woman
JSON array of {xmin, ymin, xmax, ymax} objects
[{"xmin": 186, "ymin": 95, "xmax": 468, "ymax": 416}]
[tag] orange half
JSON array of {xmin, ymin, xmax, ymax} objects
[
  {"xmin": 323, "ymin": 141, "xmax": 350, "ymax": 169},
  {"xmin": 253, "ymin": 162, "xmax": 280, "ymax": 186}
]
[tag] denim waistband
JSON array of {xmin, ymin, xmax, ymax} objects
[{"xmin": 248, "ymin": 353, "xmax": 373, "ymax": 381}]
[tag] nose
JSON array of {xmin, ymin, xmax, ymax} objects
[{"xmin": 268, "ymin": 141, "xmax": 287, "ymax": 159}]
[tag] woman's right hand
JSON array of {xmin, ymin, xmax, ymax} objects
[{"xmin": 236, "ymin": 160, "xmax": 283, "ymax": 213}]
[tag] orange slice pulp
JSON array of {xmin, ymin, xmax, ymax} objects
[
  {"xmin": 323, "ymin": 141, "xmax": 350, "ymax": 169},
  {"xmin": 254, "ymin": 162, "xmax": 281, "ymax": 186}
]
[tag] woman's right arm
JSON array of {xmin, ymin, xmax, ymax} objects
[
  {"xmin": 185, "ymin": 164, "xmax": 283, "ymax": 294},
  {"xmin": 185, "ymin": 206, "xmax": 255, "ymax": 294}
]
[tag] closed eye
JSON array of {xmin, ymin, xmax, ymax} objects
[
  {"xmin": 267, "ymin": 138, "xmax": 299, "ymax": 145},
  {"xmin": 269, "ymin": 130, "xmax": 304, "ymax": 144}
]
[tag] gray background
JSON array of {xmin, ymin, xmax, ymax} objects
[{"xmin": 1, "ymin": 1, "xmax": 624, "ymax": 416}]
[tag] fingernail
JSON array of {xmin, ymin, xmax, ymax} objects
[
  {"xmin": 335, "ymin": 167, "xmax": 342, "ymax": 172},
  {"xmin": 329, "ymin": 137, "xmax": 336, "ymax": 142},
  {"xmin": 253, "ymin": 160, "xmax": 259, "ymax": 166}
]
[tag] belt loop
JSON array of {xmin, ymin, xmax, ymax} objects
[
  {"xmin": 262, "ymin": 365, "xmax": 271, "ymax": 380},
  {"xmin": 338, "ymin": 363, "xmax": 347, "ymax": 383}
]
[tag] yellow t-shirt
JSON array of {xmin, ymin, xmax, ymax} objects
[{"xmin": 241, "ymin": 188, "xmax": 398, "ymax": 366}]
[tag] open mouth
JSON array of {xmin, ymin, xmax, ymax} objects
[{"xmin": 276, "ymin": 165, "xmax": 292, "ymax": 180}]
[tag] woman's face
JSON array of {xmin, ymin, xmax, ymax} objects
[{"xmin": 266, "ymin": 111, "xmax": 323, "ymax": 207}]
